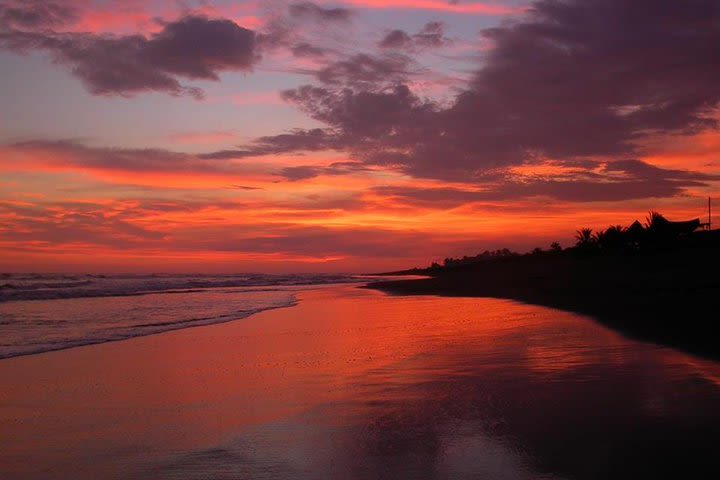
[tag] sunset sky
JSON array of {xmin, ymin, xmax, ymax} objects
[{"xmin": 1, "ymin": 0, "xmax": 718, "ymax": 273}]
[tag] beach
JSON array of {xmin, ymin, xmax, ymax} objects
[
  {"xmin": 2, "ymin": 285, "xmax": 720, "ymax": 479},
  {"xmin": 369, "ymin": 246, "xmax": 720, "ymax": 358}
]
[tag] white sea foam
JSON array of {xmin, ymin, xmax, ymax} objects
[
  {"xmin": 0, "ymin": 273, "xmax": 363, "ymax": 302},
  {"xmin": 0, "ymin": 273, "xmax": 368, "ymax": 359}
]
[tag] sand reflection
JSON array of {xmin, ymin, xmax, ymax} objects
[{"xmin": 2, "ymin": 287, "xmax": 720, "ymax": 479}]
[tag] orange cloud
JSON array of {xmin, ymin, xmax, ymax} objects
[{"xmin": 641, "ymin": 130, "xmax": 720, "ymax": 171}]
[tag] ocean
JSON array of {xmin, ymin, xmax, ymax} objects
[{"xmin": 0, "ymin": 273, "xmax": 369, "ymax": 359}]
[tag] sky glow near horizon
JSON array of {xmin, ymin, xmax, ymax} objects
[{"xmin": 1, "ymin": 0, "xmax": 719, "ymax": 273}]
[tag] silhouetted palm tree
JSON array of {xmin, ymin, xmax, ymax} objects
[
  {"xmin": 596, "ymin": 225, "xmax": 627, "ymax": 250},
  {"xmin": 645, "ymin": 211, "xmax": 668, "ymax": 231},
  {"xmin": 575, "ymin": 228, "xmax": 594, "ymax": 248}
]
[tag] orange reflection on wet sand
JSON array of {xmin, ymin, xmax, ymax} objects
[{"xmin": 1, "ymin": 286, "xmax": 720, "ymax": 479}]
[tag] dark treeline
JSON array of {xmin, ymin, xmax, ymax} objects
[
  {"xmin": 430, "ymin": 211, "xmax": 714, "ymax": 271},
  {"xmin": 437, "ymin": 248, "xmax": 520, "ymax": 269}
]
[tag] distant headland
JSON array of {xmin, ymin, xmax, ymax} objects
[{"xmin": 368, "ymin": 211, "xmax": 720, "ymax": 358}]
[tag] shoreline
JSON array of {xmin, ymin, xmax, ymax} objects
[
  {"xmin": 0, "ymin": 279, "xmax": 415, "ymax": 362},
  {"xmin": 0, "ymin": 301, "xmax": 300, "ymax": 361},
  {"xmin": 4, "ymin": 285, "xmax": 720, "ymax": 479},
  {"xmin": 366, "ymin": 248, "xmax": 720, "ymax": 359}
]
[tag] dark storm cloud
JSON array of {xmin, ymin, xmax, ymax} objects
[
  {"xmin": 456, "ymin": 0, "xmax": 720, "ymax": 161},
  {"xmin": 198, "ymin": 83, "xmax": 434, "ymax": 165},
  {"xmin": 282, "ymin": 84, "xmax": 435, "ymax": 142},
  {"xmin": 0, "ymin": 15, "xmax": 259, "ymax": 98},
  {"xmin": 4, "ymin": 0, "xmax": 719, "ymax": 206},
  {"xmin": 142, "ymin": 16, "xmax": 258, "ymax": 80},
  {"xmin": 288, "ymin": 2, "xmax": 353, "ymax": 23},
  {"xmin": 251, "ymin": 0, "xmax": 720, "ymax": 189}
]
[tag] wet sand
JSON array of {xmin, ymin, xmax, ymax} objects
[
  {"xmin": 2, "ymin": 286, "xmax": 720, "ymax": 479},
  {"xmin": 368, "ymin": 248, "xmax": 720, "ymax": 358}
]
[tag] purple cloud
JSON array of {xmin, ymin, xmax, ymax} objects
[
  {"xmin": 0, "ymin": 0, "xmax": 78, "ymax": 29},
  {"xmin": 375, "ymin": 160, "xmax": 720, "ymax": 204},
  {"xmin": 288, "ymin": 2, "xmax": 353, "ymax": 23},
  {"xmin": 198, "ymin": 128, "xmax": 339, "ymax": 159},
  {"xmin": 378, "ymin": 30, "xmax": 412, "ymax": 49},
  {"xmin": 379, "ymin": 22, "xmax": 450, "ymax": 50},
  {"xmin": 241, "ymin": 0, "xmax": 720, "ymax": 187},
  {"xmin": 142, "ymin": 16, "xmax": 258, "ymax": 81},
  {"xmin": 278, "ymin": 161, "xmax": 372, "ymax": 181},
  {"xmin": 291, "ymin": 42, "xmax": 327, "ymax": 58},
  {"xmin": 315, "ymin": 53, "xmax": 415, "ymax": 88},
  {"xmin": 0, "ymin": 14, "xmax": 259, "ymax": 98},
  {"xmin": 8, "ymin": 139, "xmax": 227, "ymax": 173}
]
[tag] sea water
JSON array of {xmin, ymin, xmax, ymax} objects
[{"xmin": 0, "ymin": 273, "xmax": 365, "ymax": 358}]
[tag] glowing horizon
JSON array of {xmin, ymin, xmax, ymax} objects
[{"xmin": 1, "ymin": 0, "xmax": 718, "ymax": 273}]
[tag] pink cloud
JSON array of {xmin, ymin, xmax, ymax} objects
[
  {"xmin": 39, "ymin": 1, "xmax": 264, "ymax": 35},
  {"xmin": 339, "ymin": 0, "xmax": 524, "ymax": 15}
]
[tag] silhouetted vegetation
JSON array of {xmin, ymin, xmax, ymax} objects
[
  {"xmin": 439, "ymin": 248, "xmax": 519, "ymax": 269},
  {"xmin": 575, "ymin": 227, "xmax": 595, "ymax": 249},
  {"xmin": 425, "ymin": 212, "xmax": 711, "ymax": 271}
]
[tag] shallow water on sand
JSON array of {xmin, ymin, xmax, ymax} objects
[
  {"xmin": 1, "ymin": 286, "xmax": 720, "ymax": 479},
  {"xmin": 0, "ymin": 273, "xmax": 369, "ymax": 358}
]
